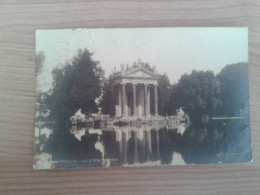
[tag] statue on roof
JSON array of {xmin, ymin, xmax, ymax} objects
[
  {"xmin": 138, "ymin": 58, "xmax": 142, "ymax": 66},
  {"xmin": 120, "ymin": 64, "xmax": 125, "ymax": 72},
  {"xmin": 113, "ymin": 59, "xmax": 157, "ymax": 75},
  {"xmin": 125, "ymin": 63, "xmax": 130, "ymax": 71}
]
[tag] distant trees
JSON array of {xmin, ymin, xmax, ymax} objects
[
  {"xmin": 216, "ymin": 62, "xmax": 249, "ymax": 117},
  {"xmin": 166, "ymin": 62, "xmax": 249, "ymax": 119},
  {"xmin": 44, "ymin": 49, "xmax": 105, "ymax": 122},
  {"xmin": 158, "ymin": 74, "xmax": 172, "ymax": 115},
  {"xmin": 166, "ymin": 70, "xmax": 221, "ymax": 118}
]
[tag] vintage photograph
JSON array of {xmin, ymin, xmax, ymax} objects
[{"xmin": 34, "ymin": 28, "xmax": 252, "ymax": 169}]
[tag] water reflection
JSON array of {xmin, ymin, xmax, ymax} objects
[{"xmin": 34, "ymin": 118, "xmax": 252, "ymax": 169}]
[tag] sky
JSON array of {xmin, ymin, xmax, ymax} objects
[{"xmin": 36, "ymin": 27, "xmax": 248, "ymax": 92}]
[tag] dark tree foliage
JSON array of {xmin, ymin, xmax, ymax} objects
[
  {"xmin": 46, "ymin": 49, "xmax": 104, "ymax": 122},
  {"xmin": 158, "ymin": 73, "xmax": 172, "ymax": 115},
  {"xmin": 44, "ymin": 126, "xmax": 102, "ymax": 167},
  {"xmin": 166, "ymin": 70, "xmax": 221, "ymax": 118},
  {"xmin": 166, "ymin": 62, "xmax": 249, "ymax": 119},
  {"xmin": 216, "ymin": 62, "xmax": 249, "ymax": 117},
  {"xmin": 99, "ymin": 76, "xmax": 114, "ymax": 115},
  {"xmin": 35, "ymin": 51, "xmax": 45, "ymax": 77},
  {"xmin": 36, "ymin": 92, "xmax": 49, "ymax": 122}
]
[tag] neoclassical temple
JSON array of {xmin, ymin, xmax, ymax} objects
[{"xmin": 110, "ymin": 64, "xmax": 159, "ymax": 117}]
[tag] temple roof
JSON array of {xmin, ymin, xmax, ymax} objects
[
  {"xmin": 111, "ymin": 64, "xmax": 159, "ymax": 85},
  {"xmin": 111, "ymin": 65, "xmax": 159, "ymax": 79}
]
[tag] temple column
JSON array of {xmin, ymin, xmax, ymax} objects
[
  {"xmin": 156, "ymin": 130, "xmax": 160, "ymax": 159},
  {"xmin": 111, "ymin": 85, "xmax": 114, "ymax": 116},
  {"xmin": 117, "ymin": 85, "xmax": 122, "ymax": 117},
  {"xmin": 147, "ymin": 86, "xmax": 150, "ymax": 116},
  {"xmin": 132, "ymin": 84, "xmax": 137, "ymax": 116},
  {"xmin": 154, "ymin": 84, "xmax": 158, "ymax": 115},
  {"xmin": 144, "ymin": 84, "xmax": 148, "ymax": 116},
  {"xmin": 118, "ymin": 131, "xmax": 123, "ymax": 162},
  {"xmin": 122, "ymin": 131, "xmax": 127, "ymax": 164},
  {"xmin": 145, "ymin": 128, "xmax": 151, "ymax": 161},
  {"xmin": 133, "ymin": 130, "xmax": 138, "ymax": 163},
  {"xmin": 122, "ymin": 83, "xmax": 126, "ymax": 117}
]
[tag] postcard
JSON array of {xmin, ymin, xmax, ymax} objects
[{"xmin": 34, "ymin": 27, "xmax": 252, "ymax": 169}]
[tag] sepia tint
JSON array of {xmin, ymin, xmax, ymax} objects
[{"xmin": 34, "ymin": 28, "xmax": 252, "ymax": 169}]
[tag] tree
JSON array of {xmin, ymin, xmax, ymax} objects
[
  {"xmin": 45, "ymin": 48, "xmax": 104, "ymax": 122},
  {"xmin": 35, "ymin": 51, "xmax": 45, "ymax": 77},
  {"xmin": 157, "ymin": 73, "xmax": 172, "ymax": 115},
  {"xmin": 35, "ymin": 51, "xmax": 46, "ymax": 121},
  {"xmin": 99, "ymin": 76, "xmax": 114, "ymax": 115},
  {"xmin": 216, "ymin": 62, "xmax": 249, "ymax": 116},
  {"xmin": 166, "ymin": 70, "xmax": 221, "ymax": 119},
  {"xmin": 36, "ymin": 92, "xmax": 49, "ymax": 122}
]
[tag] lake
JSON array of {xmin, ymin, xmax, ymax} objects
[{"xmin": 34, "ymin": 118, "xmax": 252, "ymax": 169}]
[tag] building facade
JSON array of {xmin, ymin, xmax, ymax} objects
[{"xmin": 111, "ymin": 65, "xmax": 159, "ymax": 117}]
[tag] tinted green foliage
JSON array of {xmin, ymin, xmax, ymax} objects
[
  {"xmin": 45, "ymin": 49, "xmax": 104, "ymax": 122},
  {"xmin": 158, "ymin": 73, "xmax": 172, "ymax": 115},
  {"xmin": 166, "ymin": 62, "xmax": 249, "ymax": 119},
  {"xmin": 166, "ymin": 70, "xmax": 221, "ymax": 118},
  {"xmin": 216, "ymin": 62, "xmax": 249, "ymax": 116}
]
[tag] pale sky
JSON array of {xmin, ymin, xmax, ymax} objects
[{"xmin": 36, "ymin": 28, "xmax": 248, "ymax": 92}]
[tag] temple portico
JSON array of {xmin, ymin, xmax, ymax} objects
[{"xmin": 111, "ymin": 65, "xmax": 159, "ymax": 117}]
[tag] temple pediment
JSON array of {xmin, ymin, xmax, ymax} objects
[
  {"xmin": 122, "ymin": 67, "xmax": 158, "ymax": 79},
  {"xmin": 111, "ymin": 65, "xmax": 159, "ymax": 86}
]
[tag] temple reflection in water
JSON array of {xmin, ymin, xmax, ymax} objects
[
  {"xmin": 35, "ymin": 117, "xmax": 251, "ymax": 169},
  {"xmin": 69, "ymin": 124, "xmax": 178, "ymax": 167},
  {"xmin": 111, "ymin": 125, "xmax": 160, "ymax": 166}
]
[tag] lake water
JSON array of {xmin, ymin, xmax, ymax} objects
[{"xmin": 34, "ymin": 118, "xmax": 252, "ymax": 169}]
